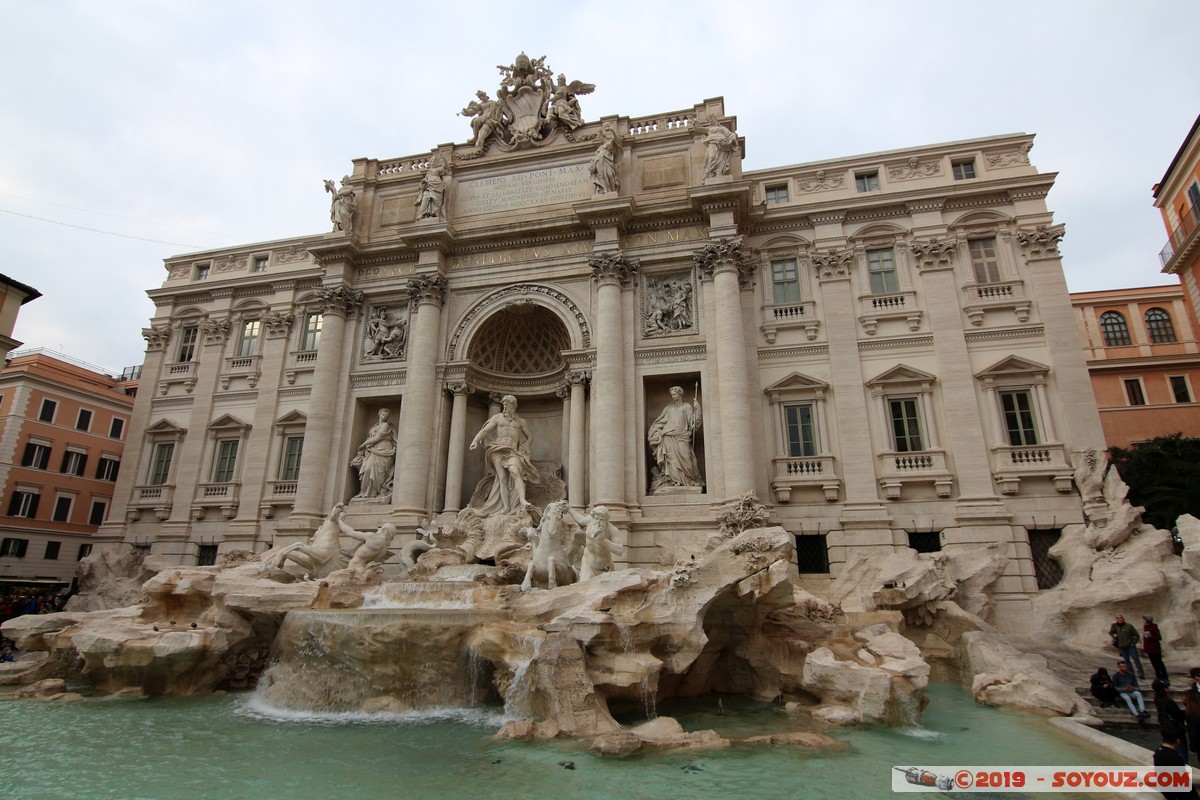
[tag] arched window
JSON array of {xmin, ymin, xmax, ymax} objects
[
  {"xmin": 1099, "ymin": 311, "xmax": 1132, "ymax": 347},
  {"xmin": 1144, "ymin": 307, "xmax": 1177, "ymax": 343}
]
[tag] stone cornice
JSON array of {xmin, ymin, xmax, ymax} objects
[
  {"xmin": 573, "ymin": 197, "xmax": 634, "ymax": 230},
  {"xmin": 756, "ymin": 343, "xmax": 830, "ymax": 360},
  {"xmin": 963, "ymin": 324, "xmax": 1046, "ymax": 343},
  {"xmin": 857, "ymin": 334, "xmax": 934, "ymax": 352},
  {"xmin": 634, "ymin": 343, "xmax": 708, "ymax": 364},
  {"xmin": 399, "ymin": 223, "xmax": 457, "ymax": 253}
]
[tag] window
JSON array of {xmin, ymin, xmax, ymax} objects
[
  {"xmin": 212, "ymin": 440, "xmax": 239, "ymax": 483},
  {"xmin": 888, "ymin": 397, "xmax": 924, "ymax": 452},
  {"xmin": 999, "ymin": 390, "xmax": 1038, "ymax": 446},
  {"xmin": 38, "ymin": 398, "xmax": 57, "ymax": 423},
  {"xmin": 194, "ymin": 263, "xmax": 210, "ymax": 280},
  {"xmin": 1124, "ymin": 378, "xmax": 1146, "ymax": 406},
  {"xmin": 88, "ymin": 499, "xmax": 108, "ymax": 526},
  {"xmin": 968, "ymin": 238, "xmax": 1000, "ymax": 283},
  {"xmin": 197, "ymin": 544, "xmax": 219, "ymax": 567},
  {"xmin": 1170, "ymin": 376, "xmax": 1192, "ymax": 403},
  {"xmin": 855, "ymin": 171, "xmax": 879, "ymax": 192},
  {"xmin": 52, "ymin": 496, "xmax": 73, "ymax": 523},
  {"xmin": 784, "ymin": 403, "xmax": 817, "ymax": 457},
  {"xmin": 252, "ymin": 255, "xmax": 268, "ymax": 273},
  {"xmin": 1028, "ymin": 528, "xmax": 1064, "ymax": 590},
  {"xmin": 149, "ymin": 442, "xmax": 175, "ymax": 485},
  {"xmin": 281, "ymin": 435, "xmax": 304, "ymax": 481},
  {"xmin": 866, "ymin": 248, "xmax": 899, "ymax": 294},
  {"xmin": 1144, "ymin": 308, "xmax": 1177, "ymax": 343},
  {"xmin": 96, "ymin": 457, "xmax": 120, "ymax": 482},
  {"xmin": 794, "ymin": 534, "xmax": 830, "ymax": 574},
  {"xmin": 1189, "ymin": 182, "xmax": 1200, "ymax": 211},
  {"xmin": 8, "ymin": 491, "xmax": 38, "ymax": 519},
  {"xmin": 76, "ymin": 408, "xmax": 92, "ymax": 432},
  {"xmin": 952, "ymin": 159, "xmax": 976, "ymax": 180},
  {"xmin": 237, "ymin": 320, "xmax": 261, "ymax": 357},
  {"xmin": 44, "ymin": 541, "xmax": 61, "ymax": 560},
  {"xmin": 77, "ymin": 543, "xmax": 93, "ymax": 560},
  {"xmin": 0, "ymin": 537, "xmax": 29, "ymax": 557},
  {"xmin": 907, "ymin": 530, "xmax": 942, "ymax": 553},
  {"xmin": 1099, "ymin": 311, "xmax": 1132, "ymax": 346},
  {"xmin": 770, "ymin": 259, "xmax": 800, "ymax": 304},
  {"xmin": 177, "ymin": 325, "xmax": 199, "ymax": 362},
  {"xmin": 21, "ymin": 441, "xmax": 51, "ymax": 470},
  {"xmin": 765, "ymin": 184, "xmax": 789, "ymax": 205},
  {"xmin": 301, "ymin": 313, "xmax": 323, "ymax": 352},
  {"xmin": 109, "ymin": 418, "xmax": 125, "ymax": 439},
  {"xmin": 61, "ymin": 450, "xmax": 87, "ymax": 477}
]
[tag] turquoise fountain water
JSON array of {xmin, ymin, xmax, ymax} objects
[{"xmin": 1, "ymin": 683, "xmax": 1115, "ymax": 800}]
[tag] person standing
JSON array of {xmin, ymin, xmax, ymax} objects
[
  {"xmin": 1145, "ymin": 615, "xmax": 1170, "ymax": 685},
  {"xmin": 1110, "ymin": 614, "xmax": 1146, "ymax": 679}
]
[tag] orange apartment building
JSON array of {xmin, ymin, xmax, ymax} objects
[
  {"xmin": 0, "ymin": 350, "xmax": 136, "ymax": 588},
  {"xmin": 1072, "ymin": 284, "xmax": 1200, "ymax": 449},
  {"xmin": 1156, "ymin": 113, "xmax": 1200, "ymax": 316}
]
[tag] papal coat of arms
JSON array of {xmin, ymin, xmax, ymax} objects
[{"xmin": 460, "ymin": 52, "xmax": 594, "ymax": 151}]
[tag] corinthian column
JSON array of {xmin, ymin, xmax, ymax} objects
[
  {"xmin": 566, "ymin": 369, "xmax": 590, "ymax": 508},
  {"xmin": 589, "ymin": 252, "xmax": 638, "ymax": 508},
  {"xmin": 695, "ymin": 238, "xmax": 757, "ymax": 498},
  {"xmin": 393, "ymin": 274, "xmax": 447, "ymax": 515},
  {"xmin": 442, "ymin": 380, "xmax": 473, "ymax": 513},
  {"xmin": 290, "ymin": 285, "xmax": 362, "ymax": 522}
]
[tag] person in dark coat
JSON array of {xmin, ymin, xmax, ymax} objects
[
  {"xmin": 1145, "ymin": 616, "xmax": 1170, "ymax": 685},
  {"xmin": 1091, "ymin": 667, "xmax": 1118, "ymax": 707},
  {"xmin": 1155, "ymin": 679, "xmax": 1189, "ymax": 760},
  {"xmin": 1183, "ymin": 668, "xmax": 1200, "ymax": 766},
  {"xmin": 1153, "ymin": 729, "xmax": 1198, "ymax": 798}
]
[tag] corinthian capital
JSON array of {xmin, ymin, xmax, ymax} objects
[
  {"xmin": 589, "ymin": 252, "xmax": 639, "ymax": 288},
  {"xmin": 909, "ymin": 238, "xmax": 957, "ymax": 271},
  {"xmin": 316, "ymin": 284, "xmax": 365, "ymax": 317},
  {"xmin": 200, "ymin": 317, "xmax": 231, "ymax": 345},
  {"xmin": 1016, "ymin": 224, "xmax": 1065, "ymax": 259},
  {"xmin": 809, "ymin": 249, "xmax": 854, "ymax": 281},
  {"xmin": 262, "ymin": 312, "xmax": 294, "ymax": 338},
  {"xmin": 142, "ymin": 326, "xmax": 171, "ymax": 351},
  {"xmin": 693, "ymin": 237, "xmax": 758, "ymax": 288},
  {"xmin": 407, "ymin": 274, "xmax": 448, "ymax": 309}
]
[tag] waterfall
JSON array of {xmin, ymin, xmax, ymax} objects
[{"xmin": 502, "ymin": 631, "xmax": 544, "ymax": 721}]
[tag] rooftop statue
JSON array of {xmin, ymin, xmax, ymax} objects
[
  {"xmin": 461, "ymin": 53, "xmax": 594, "ymax": 150},
  {"xmin": 324, "ymin": 176, "xmax": 357, "ymax": 233},
  {"xmin": 414, "ymin": 156, "xmax": 448, "ymax": 220},
  {"xmin": 700, "ymin": 119, "xmax": 738, "ymax": 180}
]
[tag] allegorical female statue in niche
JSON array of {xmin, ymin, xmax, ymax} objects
[
  {"xmin": 647, "ymin": 386, "xmax": 703, "ymax": 492},
  {"xmin": 351, "ymin": 409, "xmax": 397, "ymax": 500}
]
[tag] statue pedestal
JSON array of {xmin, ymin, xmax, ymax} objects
[{"xmin": 650, "ymin": 485, "xmax": 703, "ymax": 497}]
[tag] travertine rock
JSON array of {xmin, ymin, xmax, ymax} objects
[{"xmin": 65, "ymin": 545, "xmax": 170, "ymax": 612}]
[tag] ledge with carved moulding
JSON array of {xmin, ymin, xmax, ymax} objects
[
  {"xmin": 876, "ymin": 450, "xmax": 954, "ymax": 500},
  {"xmin": 857, "ymin": 291, "xmax": 922, "ymax": 336},
  {"xmin": 771, "ymin": 455, "xmax": 841, "ymax": 503},
  {"xmin": 760, "ymin": 301, "xmax": 820, "ymax": 344}
]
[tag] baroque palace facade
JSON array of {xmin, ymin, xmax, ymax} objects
[{"xmin": 99, "ymin": 58, "xmax": 1105, "ymax": 627}]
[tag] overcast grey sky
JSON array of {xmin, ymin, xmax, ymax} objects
[{"xmin": 2, "ymin": 0, "xmax": 1198, "ymax": 373}]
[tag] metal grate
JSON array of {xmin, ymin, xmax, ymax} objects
[
  {"xmin": 1028, "ymin": 528, "xmax": 1063, "ymax": 590},
  {"xmin": 196, "ymin": 544, "xmax": 219, "ymax": 567},
  {"xmin": 794, "ymin": 534, "xmax": 830, "ymax": 574}
]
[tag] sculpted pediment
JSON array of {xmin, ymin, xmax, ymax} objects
[
  {"xmin": 866, "ymin": 364, "xmax": 937, "ymax": 388},
  {"xmin": 976, "ymin": 355, "xmax": 1049, "ymax": 380}
]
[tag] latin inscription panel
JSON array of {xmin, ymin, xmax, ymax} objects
[{"xmin": 457, "ymin": 163, "xmax": 591, "ymax": 216}]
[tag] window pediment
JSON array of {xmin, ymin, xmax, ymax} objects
[
  {"xmin": 976, "ymin": 355, "xmax": 1049, "ymax": 381},
  {"xmin": 866, "ymin": 364, "xmax": 937, "ymax": 389},
  {"xmin": 765, "ymin": 372, "xmax": 829, "ymax": 402}
]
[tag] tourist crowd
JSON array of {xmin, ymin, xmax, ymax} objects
[
  {"xmin": 1089, "ymin": 611, "xmax": 1200, "ymax": 794},
  {"xmin": 1, "ymin": 589, "xmax": 69, "ymax": 625}
]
